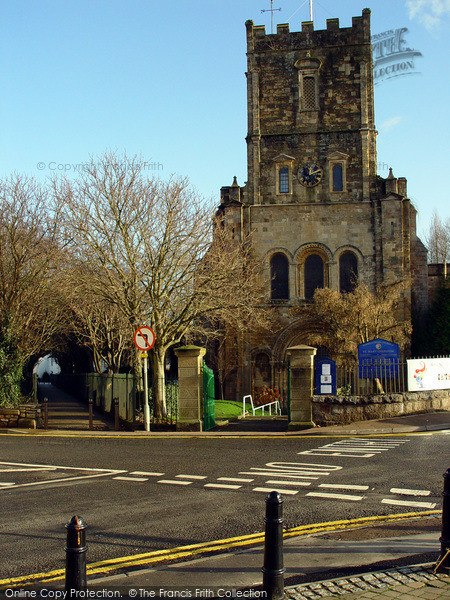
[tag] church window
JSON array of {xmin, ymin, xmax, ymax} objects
[
  {"xmin": 332, "ymin": 164, "xmax": 344, "ymax": 191},
  {"xmin": 302, "ymin": 76, "xmax": 317, "ymax": 110},
  {"xmin": 270, "ymin": 253, "xmax": 289, "ymax": 300},
  {"xmin": 279, "ymin": 167, "xmax": 289, "ymax": 194},
  {"xmin": 339, "ymin": 251, "xmax": 358, "ymax": 293},
  {"xmin": 304, "ymin": 253, "xmax": 324, "ymax": 300}
]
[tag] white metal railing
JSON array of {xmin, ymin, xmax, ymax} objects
[{"xmin": 242, "ymin": 394, "xmax": 281, "ymax": 418}]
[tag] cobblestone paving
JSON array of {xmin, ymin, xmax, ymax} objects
[{"xmin": 284, "ymin": 565, "xmax": 450, "ymax": 599}]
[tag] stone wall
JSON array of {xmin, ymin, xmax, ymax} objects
[
  {"xmin": 312, "ymin": 389, "xmax": 449, "ymax": 426},
  {"xmin": 0, "ymin": 404, "xmax": 42, "ymax": 429}
]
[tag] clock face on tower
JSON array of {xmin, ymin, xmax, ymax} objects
[{"xmin": 298, "ymin": 163, "xmax": 323, "ymax": 187}]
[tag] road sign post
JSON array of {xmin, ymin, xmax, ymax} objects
[
  {"xmin": 134, "ymin": 327, "xmax": 156, "ymax": 433},
  {"xmin": 142, "ymin": 352, "xmax": 150, "ymax": 432}
]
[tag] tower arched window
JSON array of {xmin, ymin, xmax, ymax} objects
[
  {"xmin": 339, "ymin": 252, "xmax": 358, "ymax": 293},
  {"xmin": 270, "ymin": 253, "xmax": 289, "ymax": 300},
  {"xmin": 279, "ymin": 167, "xmax": 289, "ymax": 194},
  {"xmin": 332, "ymin": 164, "xmax": 344, "ymax": 191},
  {"xmin": 304, "ymin": 253, "xmax": 324, "ymax": 300}
]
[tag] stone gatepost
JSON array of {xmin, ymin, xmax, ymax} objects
[
  {"xmin": 174, "ymin": 345, "xmax": 205, "ymax": 432},
  {"xmin": 287, "ymin": 345, "xmax": 316, "ymax": 431}
]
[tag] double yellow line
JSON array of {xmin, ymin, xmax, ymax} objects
[{"xmin": 0, "ymin": 509, "xmax": 440, "ymax": 587}]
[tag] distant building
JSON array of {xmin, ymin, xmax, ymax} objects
[
  {"xmin": 216, "ymin": 9, "xmax": 428, "ymax": 399},
  {"xmin": 33, "ymin": 354, "xmax": 61, "ymax": 379}
]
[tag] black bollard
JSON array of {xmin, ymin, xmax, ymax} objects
[
  {"xmin": 114, "ymin": 397, "xmax": 119, "ymax": 431},
  {"xmin": 437, "ymin": 468, "xmax": 450, "ymax": 573},
  {"xmin": 65, "ymin": 515, "xmax": 87, "ymax": 595},
  {"xmin": 88, "ymin": 398, "xmax": 93, "ymax": 430},
  {"xmin": 262, "ymin": 491, "xmax": 285, "ymax": 599}
]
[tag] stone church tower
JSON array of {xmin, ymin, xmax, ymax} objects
[{"xmin": 217, "ymin": 9, "xmax": 428, "ymax": 400}]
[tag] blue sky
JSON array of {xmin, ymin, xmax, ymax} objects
[{"xmin": 1, "ymin": 0, "xmax": 449, "ymax": 240}]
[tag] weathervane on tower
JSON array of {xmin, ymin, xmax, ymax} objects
[
  {"xmin": 261, "ymin": 0, "xmax": 281, "ymax": 34},
  {"xmin": 263, "ymin": 1, "xmax": 315, "ymax": 32}
]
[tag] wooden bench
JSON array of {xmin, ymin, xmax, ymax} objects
[{"xmin": 242, "ymin": 394, "xmax": 281, "ymax": 418}]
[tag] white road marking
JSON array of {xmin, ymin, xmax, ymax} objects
[
  {"xmin": 252, "ymin": 487, "xmax": 298, "ymax": 495},
  {"xmin": 0, "ymin": 482, "xmax": 15, "ymax": 487},
  {"xmin": 265, "ymin": 462, "xmax": 343, "ymax": 473},
  {"xmin": 298, "ymin": 438, "xmax": 408, "ymax": 459},
  {"xmin": 239, "ymin": 471, "xmax": 319, "ymax": 479},
  {"xmin": 381, "ymin": 499, "xmax": 437, "ymax": 509},
  {"xmin": 157, "ymin": 479, "xmax": 192, "ymax": 486},
  {"xmin": 390, "ymin": 488, "xmax": 431, "ymax": 497},
  {"xmin": 114, "ymin": 476, "xmax": 148, "ymax": 482},
  {"xmin": 130, "ymin": 471, "xmax": 165, "ymax": 477},
  {"xmin": 2, "ymin": 471, "xmax": 127, "ymax": 490},
  {"xmin": 218, "ymin": 477, "xmax": 254, "ymax": 483},
  {"xmin": 204, "ymin": 483, "xmax": 241, "ymax": 490},
  {"xmin": 175, "ymin": 474, "xmax": 207, "ymax": 480},
  {"xmin": 265, "ymin": 480, "xmax": 311, "ymax": 487},
  {"xmin": 322, "ymin": 447, "xmax": 384, "ymax": 453},
  {"xmin": 0, "ymin": 467, "xmax": 57, "ymax": 473},
  {"xmin": 0, "ymin": 461, "xmax": 123, "ymax": 472},
  {"xmin": 306, "ymin": 492, "xmax": 364, "ymax": 501},
  {"xmin": 299, "ymin": 450, "xmax": 376, "ymax": 458},
  {"xmin": 319, "ymin": 484, "xmax": 369, "ymax": 491}
]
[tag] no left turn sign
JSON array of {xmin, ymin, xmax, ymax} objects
[{"xmin": 134, "ymin": 326, "xmax": 156, "ymax": 351}]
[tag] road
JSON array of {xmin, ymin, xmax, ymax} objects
[{"xmin": 0, "ymin": 430, "xmax": 448, "ymax": 581}]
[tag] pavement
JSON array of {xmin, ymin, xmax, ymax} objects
[
  {"xmin": 2, "ymin": 385, "xmax": 449, "ymax": 598},
  {"xmin": 87, "ymin": 516, "xmax": 449, "ymax": 598},
  {"xmin": 4, "ymin": 383, "xmax": 449, "ymax": 437}
]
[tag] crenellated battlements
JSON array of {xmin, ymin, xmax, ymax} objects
[{"xmin": 245, "ymin": 8, "xmax": 371, "ymax": 48}]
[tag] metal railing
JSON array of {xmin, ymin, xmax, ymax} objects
[
  {"xmin": 336, "ymin": 360, "xmax": 408, "ymax": 396},
  {"xmin": 135, "ymin": 377, "xmax": 179, "ymax": 425}
]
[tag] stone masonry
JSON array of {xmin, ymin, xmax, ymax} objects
[{"xmin": 216, "ymin": 10, "xmax": 429, "ymax": 402}]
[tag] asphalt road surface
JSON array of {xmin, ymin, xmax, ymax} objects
[{"xmin": 0, "ymin": 430, "xmax": 448, "ymax": 580}]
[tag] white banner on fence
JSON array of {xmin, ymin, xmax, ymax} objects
[{"xmin": 407, "ymin": 358, "xmax": 450, "ymax": 391}]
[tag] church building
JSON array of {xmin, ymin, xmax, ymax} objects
[{"xmin": 216, "ymin": 9, "xmax": 428, "ymax": 400}]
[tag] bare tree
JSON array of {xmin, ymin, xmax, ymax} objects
[
  {"xmin": 426, "ymin": 211, "xmax": 449, "ymax": 264},
  {"xmin": 297, "ymin": 280, "xmax": 412, "ymax": 366},
  {"xmin": 55, "ymin": 152, "xmax": 269, "ymax": 418},
  {"xmin": 64, "ymin": 265, "xmax": 131, "ymax": 373},
  {"xmin": 0, "ymin": 176, "xmax": 65, "ymax": 405}
]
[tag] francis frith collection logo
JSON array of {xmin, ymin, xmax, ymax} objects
[{"xmin": 372, "ymin": 26, "xmax": 423, "ymax": 85}]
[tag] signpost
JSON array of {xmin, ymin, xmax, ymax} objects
[
  {"xmin": 358, "ymin": 338, "xmax": 399, "ymax": 379},
  {"xmin": 134, "ymin": 326, "xmax": 155, "ymax": 431}
]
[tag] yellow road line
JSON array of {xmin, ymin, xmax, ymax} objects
[
  {"xmin": 1, "ymin": 431, "xmax": 444, "ymax": 440},
  {"xmin": 0, "ymin": 509, "xmax": 440, "ymax": 587}
]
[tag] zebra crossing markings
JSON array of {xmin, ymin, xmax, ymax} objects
[
  {"xmin": 390, "ymin": 487, "xmax": 431, "ymax": 497},
  {"xmin": 130, "ymin": 471, "xmax": 165, "ymax": 477},
  {"xmin": 204, "ymin": 483, "xmax": 241, "ymax": 490},
  {"xmin": 306, "ymin": 492, "xmax": 365, "ymax": 501},
  {"xmin": 264, "ymin": 480, "xmax": 311, "ymax": 487},
  {"xmin": 218, "ymin": 477, "xmax": 254, "ymax": 483},
  {"xmin": 319, "ymin": 484, "xmax": 369, "ymax": 491},
  {"xmin": 381, "ymin": 498, "xmax": 437, "ymax": 509},
  {"xmin": 157, "ymin": 479, "xmax": 192, "ymax": 486},
  {"xmin": 252, "ymin": 487, "xmax": 299, "ymax": 495},
  {"xmin": 110, "ymin": 437, "xmax": 437, "ymax": 507},
  {"xmin": 114, "ymin": 476, "xmax": 148, "ymax": 482},
  {"xmin": 298, "ymin": 437, "xmax": 408, "ymax": 458}
]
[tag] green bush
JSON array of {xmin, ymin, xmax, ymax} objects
[{"xmin": 0, "ymin": 331, "xmax": 22, "ymax": 408}]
